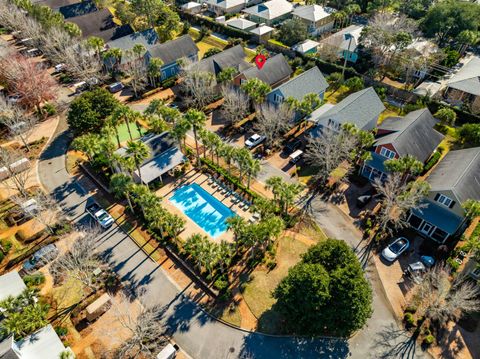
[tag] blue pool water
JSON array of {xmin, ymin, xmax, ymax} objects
[{"xmin": 169, "ymin": 183, "xmax": 235, "ymax": 238}]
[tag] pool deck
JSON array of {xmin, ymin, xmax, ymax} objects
[{"xmin": 156, "ymin": 170, "xmax": 255, "ymax": 244}]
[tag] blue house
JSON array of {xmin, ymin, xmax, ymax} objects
[
  {"xmin": 266, "ymin": 66, "xmax": 328, "ymax": 106},
  {"xmin": 319, "ymin": 24, "xmax": 364, "ymax": 63},
  {"xmin": 146, "ymin": 35, "xmax": 199, "ymax": 80},
  {"xmin": 408, "ymin": 147, "xmax": 480, "ymax": 243}
]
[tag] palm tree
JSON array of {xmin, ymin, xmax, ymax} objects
[
  {"xmin": 184, "ymin": 109, "xmax": 206, "ymax": 165},
  {"xmin": 246, "ymin": 157, "xmax": 261, "ymax": 189},
  {"xmin": 112, "ymin": 105, "xmax": 135, "ymax": 141},
  {"xmin": 172, "ymin": 118, "xmax": 190, "ymax": 152},
  {"xmin": 385, "ymin": 155, "xmax": 424, "ymax": 183},
  {"xmin": 126, "ymin": 140, "xmax": 151, "ymax": 183},
  {"xmin": 105, "ymin": 115, "xmax": 122, "ymax": 148},
  {"xmin": 345, "ymin": 4, "xmax": 361, "ymax": 26},
  {"xmin": 199, "ymin": 129, "xmax": 211, "ymax": 160},
  {"xmin": 220, "ymin": 145, "xmax": 235, "ymax": 175},
  {"xmin": 86, "ymin": 36, "xmax": 105, "ymax": 58},
  {"xmin": 165, "ymin": 213, "xmax": 185, "ymax": 245},
  {"xmin": 148, "ymin": 58, "xmax": 164, "ymax": 88},
  {"xmin": 265, "ymin": 176, "xmax": 283, "ymax": 203},
  {"xmin": 72, "ymin": 133, "xmax": 101, "ymax": 162},
  {"xmin": 234, "ymin": 148, "xmax": 253, "ymax": 184},
  {"xmin": 110, "ymin": 173, "xmax": 134, "ymax": 212},
  {"xmin": 226, "ymin": 216, "xmax": 247, "ymax": 253},
  {"xmin": 102, "ymin": 48, "xmax": 122, "ymax": 75},
  {"xmin": 279, "ymin": 182, "xmax": 303, "ymax": 214}
]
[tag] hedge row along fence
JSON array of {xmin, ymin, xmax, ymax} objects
[{"xmin": 179, "ymin": 12, "xmax": 252, "ymax": 41}]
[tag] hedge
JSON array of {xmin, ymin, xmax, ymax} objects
[
  {"xmin": 200, "ymin": 157, "xmax": 260, "ymax": 201},
  {"xmin": 179, "ymin": 12, "xmax": 251, "ymax": 41},
  {"xmin": 422, "ymin": 151, "xmax": 441, "ymax": 174}
]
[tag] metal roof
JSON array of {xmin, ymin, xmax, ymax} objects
[
  {"xmin": 240, "ymin": 54, "xmax": 292, "ymax": 86},
  {"xmin": 269, "ymin": 66, "xmax": 328, "ymax": 101},
  {"xmin": 375, "ymin": 108, "xmax": 444, "ymax": 163},
  {"xmin": 225, "ymin": 18, "xmax": 257, "ymax": 30},
  {"xmin": 293, "ymin": 5, "xmax": 335, "ymax": 22},
  {"xmin": 15, "ymin": 325, "xmax": 66, "ymax": 359},
  {"xmin": 447, "ymin": 56, "xmax": 480, "ymax": 96},
  {"xmin": 0, "ymin": 271, "xmax": 27, "ymax": 301},
  {"xmin": 243, "ymin": 0, "xmax": 293, "ymax": 20},
  {"xmin": 134, "ymin": 146, "xmax": 186, "ymax": 184},
  {"xmin": 427, "ymin": 147, "xmax": 480, "ymax": 203},
  {"xmin": 148, "ymin": 35, "xmax": 198, "ymax": 65},
  {"xmin": 204, "ymin": 0, "xmax": 245, "ymax": 9}
]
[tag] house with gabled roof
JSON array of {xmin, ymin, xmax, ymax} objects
[
  {"xmin": 292, "ymin": 5, "xmax": 335, "ymax": 35},
  {"xmin": 225, "ymin": 17, "xmax": 257, "ymax": 31},
  {"xmin": 361, "ymin": 108, "xmax": 444, "ymax": 182},
  {"xmin": 309, "ymin": 87, "xmax": 385, "ymax": 136},
  {"xmin": 147, "ymin": 35, "xmax": 199, "ymax": 80},
  {"xmin": 266, "ymin": 66, "xmax": 328, "ymax": 105},
  {"xmin": 319, "ymin": 24, "xmax": 364, "ymax": 63},
  {"xmin": 408, "ymin": 147, "xmax": 480, "ymax": 243},
  {"xmin": 444, "ymin": 56, "xmax": 480, "ymax": 114},
  {"xmin": 0, "ymin": 270, "xmax": 26, "ymax": 301},
  {"xmin": 233, "ymin": 53, "xmax": 292, "ymax": 88},
  {"xmin": 193, "ymin": 45, "xmax": 251, "ymax": 77},
  {"xmin": 67, "ymin": 8, "xmax": 133, "ymax": 41},
  {"xmin": 203, "ymin": 0, "xmax": 258, "ymax": 15},
  {"xmin": 243, "ymin": 0, "xmax": 293, "ymax": 26}
]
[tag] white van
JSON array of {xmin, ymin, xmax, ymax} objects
[
  {"xmin": 72, "ymin": 81, "xmax": 88, "ymax": 94},
  {"xmin": 157, "ymin": 344, "xmax": 178, "ymax": 359}
]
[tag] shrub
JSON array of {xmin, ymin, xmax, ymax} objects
[
  {"xmin": 0, "ymin": 251, "xmax": 4, "ymax": 263},
  {"xmin": 161, "ymin": 77, "xmax": 176, "ymax": 89},
  {"xmin": 42, "ymin": 102, "xmax": 57, "ymax": 117},
  {"xmin": 405, "ymin": 305, "xmax": 417, "ymax": 314},
  {"xmin": 265, "ymin": 258, "xmax": 277, "ymax": 270},
  {"xmin": 55, "ymin": 326, "xmax": 68, "ymax": 337},
  {"xmin": 23, "ymin": 272, "xmax": 46, "ymax": 287},
  {"xmin": 1, "ymin": 240, "xmax": 12, "ymax": 253},
  {"xmin": 214, "ymin": 275, "xmax": 229, "ymax": 292},
  {"xmin": 59, "ymin": 73, "xmax": 72, "ymax": 84},
  {"xmin": 423, "ymin": 334, "xmax": 435, "ymax": 345},
  {"xmin": 446, "ymin": 257, "xmax": 461, "ymax": 272},
  {"xmin": 404, "ymin": 313, "xmax": 416, "ymax": 328},
  {"xmin": 422, "ymin": 152, "xmax": 441, "ymax": 174},
  {"xmin": 53, "ymin": 221, "xmax": 73, "ymax": 236}
]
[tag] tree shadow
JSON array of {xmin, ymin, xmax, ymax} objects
[{"xmin": 372, "ymin": 323, "xmax": 421, "ymax": 359}]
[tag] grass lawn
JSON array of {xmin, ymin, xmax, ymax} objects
[
  {"xmin": 219, "ymin": 304, "xmax": 242, "ymax": 327},
  {"xmin": 377, "ymin": 107, "xmax": 401, "ymax": 125},
  {"xmin": 297, "ymin": 165, "xmax": 318, "ymax": 184},
  {"xmin": 241, "ymin": 236, "xmax": 312, "ymax": 333},
  {"xmin": 52, "ymin": 277, "xmax": 85, "ymax": 309},
  {"xmin": 324, "ymin": 85, "xmax": 350, "ymax": 104},
  {"xmin": 113, "ymin": 122, "xmax": 147, "ymax": 145}
]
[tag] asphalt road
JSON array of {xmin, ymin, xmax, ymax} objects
[{"xmin": 38, "ymin": 117, "xmax": 427, "ymax": 359}]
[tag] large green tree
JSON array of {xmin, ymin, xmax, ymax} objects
[
  {"xmin": 67, "ymin": 88, "xmax": 119, "ymax": 135},
  {"xmin": 277, "ymin": 18, "xmax": 308, "ymax": 47},
  {"xmin": 421, "ymin": 1, "xmax": 480, "ymax": 45},
  {"xmin": 273, "ymin": 239, "xmax": 372, "ymax": 337}
]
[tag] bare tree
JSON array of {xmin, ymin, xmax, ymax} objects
[
  {"xmin": 0, "ymin": 96, "xmax": 37, "ymax": 151},
  {"xmin": 10, "ymin": 190, "xmax": 61, "ymax": 234},
  {"xmin": 122, "ymin": 45, "xmax": 149, "ymax": 98},
  {"xmin": 63, "ymin": 42, "xmax": 104, "ymax": 82},
  {"xmin": 304, "ymin": 128, "xmax": 357, "ymax": 184},
  {"xmin": 373, "ymin": 174, "xmax": 430, "ymax": 235},
  {"xmin": 412, "ymin": 266, "xmax": 480, "ymax": 327},
  {"xmin": 254, "ymin": 102, "xmax": 294, "ymax": 148},
  {"xmin": 0, "ymin": 147, "xmax": 30, "ymax": 196},
  {"xmin": 179, "ymin": 58, "xmax": 216, "ymax": 109},
  {"xmin": 110, "ymin": 292, "xmax": 168, "ymax": 359},
  {"xmin": 50, "ymin": 226, "xmax": 103, "ymax": 290},
  {"xmin": 220, "ymin": 85, "xmax": 249, "ymax": 126}
]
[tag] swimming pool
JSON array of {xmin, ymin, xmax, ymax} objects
[{"xmin": 169, "ymin": 183, "xmax": 235, "ymax": 238}]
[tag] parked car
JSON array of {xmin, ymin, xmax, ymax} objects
[
  {"xmin": 245, "ymin": 133, "xmax": 266, "ymax": 149},
  {"xmin": 157, "ymin": 344, "xmax": 179, "ymax": 359},
  {"xmin": 54, "ymin": 63, "xmax": 66, "ymax": 73},
  {"xmin": 22, "ymin": 244, "xmax": 59, "ymax": 274},
  {"xmin": 108, "ymin": 82, "xmax": 124, "ymax": 93},
  {"xmin": 285, "ymin": 139, "xmax": 302, "ymax": 154},
  {"xmin": 381, "ymin": 237, "xmax": 410, "ymax": 262},
  {"xmin": 289, "ymin": 149, "xmax": 303, "ymax": 164},
  {"xmin": 6, "ymin": 94, "xmax": 21, "ymax": 104},
  {"xmin": 72, "ymin": 81, "xmax": 88, "ymax": 94},
  {"xmin": 86, "ymin": 202, "xmax": 114, "ymax": 229},
  {"xmin": 24, "ymin": 48, "xmax": 42, "ymax": 57}
]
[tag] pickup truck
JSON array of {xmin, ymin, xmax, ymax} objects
[{"xmin": 86, "ymin": 203, "xmax": 114, "ymax": 229}]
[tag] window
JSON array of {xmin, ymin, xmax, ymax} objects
[
  {"xmin": 380, "ymin": 147, "xmax": 396, "ymax": 159},
  {"xmin": 273, "ymin": 93, "xmax": 284, "ymax": 103},
  {"xmin": 431, "ymin": 228, "xmax": 449, "ymax": 242},
  {"xmin": 436, "ymin": 194, "xmax": 453, "ymax": 207}
]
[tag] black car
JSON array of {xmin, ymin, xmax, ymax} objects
[{"xmin": 285, "ymin": 139, "xmax": 302, "ymax": 154}]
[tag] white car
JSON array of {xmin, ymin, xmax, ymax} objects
[
  {"xmin": 245, "ymin": 133, "xmax": 266, "ymax": 149},
  {"xmin": 381, "ymin": 237, "xmax": 410, "ymax": 262},
  {"xmin": 54, "ymin": 63, "xmax": 66, "ymax": 73},
  {"xmin": 86, "ymin": 203, "xmax": 114, "ymax": 229}
]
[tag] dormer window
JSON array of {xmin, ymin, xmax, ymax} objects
[
  {"xmin": 435, "ymin": 194, "xmax": 454, "ymax": 208},
  {"xmin": 380, "ymin": 147, "xmax": 395, "ymax": 159},
  {"xmin": 273, "ymin": 93, "xmax": 284, "ymax": 103}
]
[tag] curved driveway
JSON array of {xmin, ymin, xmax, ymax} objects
[{"xmin": 38, "ymin": 118, "xmax": 426, "ymax": 359}]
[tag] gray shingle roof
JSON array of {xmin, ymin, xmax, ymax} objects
[
  {"xmin": 375, "ymin": 108, "xmax": 444, "ymax": 163},
  {"xmin": 0, "ymin": 337, "xmax": 19, "ymax": 359},
  {"xmin": 58, "ymin": 0, "xmax": 97, "ymax": 19},
  {"xmin": 314, "ymin": 87, "xmax": 385, "ymax": 129},
  {"xmin": 15, "ymin": 325, "xmax": 66, "ymax": 359},
  {"xmin": 148, "ymin": 35, "xmax": 198, "ymax": 65},
  {"xmin": 292, "ymin": 5, "xmax": 334, "ymax": 22},
  {"xmin": 447, "ymin": 56, "xmax": 480, "ymax": 96},
  {"xmin": 427, "ymin": 147, "xmax": 480, "ymax": 203},
  {"xmin": 0, "ymin": 271, "xmax": 27, "ymax": 301},
  {"xmin": 67, "ymin": 9, "xmax": 134, "ymax": 41},
  {"xmin": 270, "ymin": 66, "xmax": 328, "ymax": 101},
  {"xmin": 194, "ymin": 45, "xmax": 250, "ymax": 75},
  {"xmin": 240, "ymin": 54, "xmax": 292, "ymax": 86},
  {"xmin": 106, "ymin": 29, "xmax": 158, "ymax": 52},
  {"xmin": 32, "ymin": 0, "xmax": 78, "ymax": 9}
]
